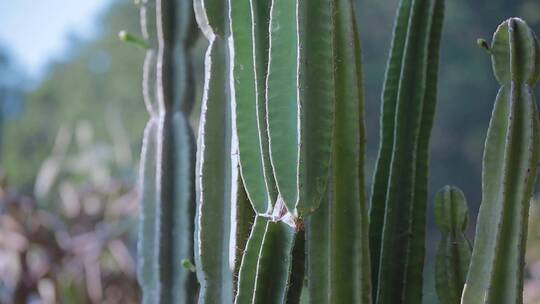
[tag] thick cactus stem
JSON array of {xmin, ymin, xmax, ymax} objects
[
  {"xmin": 194, "ymin": 37, "xmax": 234, "ymax": 303},
  {"xmin": 136, "ymin": 0, "xmax": 198, "ymax": 303},
  {"xmin": 433, "ymin": 186, "xmax": 471, "ymax": 304},
  {"xmin": 229, "ymin": 0, "xmax": 276, "ymax": 215},
  {"xmin": 368, "ymin": 0, "xmax": 445, "ymax": 302},
  {"xmin": 305, "ymin": 0, "xmax": 371, "ymax": 302},
  {"xmin": 266, "ymin": 0, "xmax": 335, "ymax": 217},
  {"xmin": 461, "ymin": 18, "xmax": 540, "ymax": 304},
  {"xmin": 194, "ymin": 0, "xmax": 235, "ymax": 302}
]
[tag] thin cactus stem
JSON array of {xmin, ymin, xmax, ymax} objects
[
  {"xmin": 369, "ymin": 0, "xmax": 445, "ymax": 302},
  {"xmin": 461, "ymin": 18, "xmax": 540, "ymax": 304},
  {"xmin": 433, "ymin": 186, "xmax": 471, "ymax": 304}
]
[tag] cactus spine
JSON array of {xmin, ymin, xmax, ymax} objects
[
  {"xmin": 461, "ymin": 18, "xmax": 540, "ymax": 304},
  {"xmin": 137, "ymin": 0, "xmax": 197, "ymax": 303},
  {"xmin": 433, "ymin": 186, "xmax": 471, "ymax": 304},
  {"xmin": 369, "ymin": 0, "xmax": 444, "ymax": 302}
]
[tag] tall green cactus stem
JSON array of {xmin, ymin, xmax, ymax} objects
[
  {"xmin": 136, "ymin": 0, "xmax": 198, "ymax": 303},
  {"xmin": 266, "ymin": 0, "xmax": 335, "ymax": 217},
  {"xmin": 369, "ymin": 0, "xmax": 445, "ymax": 302},
  {"xmin": 461, "ymin": 18, "xmax": 540, "ymax": 304},
  {"xmin": 306, "ymin": 0, "xmax": 371, "ymax": 302},
  {"xmin": 433, "ymin": 186, "xmax": 471, "ymax": 304},
  {"xmin": 194, "ymin": 0, "xmax": 235, "ymax": 302},
  {"xmin": 229, "ymin": 0, "xmax": 276, "ymax": 214}
]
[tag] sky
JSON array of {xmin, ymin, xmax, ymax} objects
[{"xmin": 0, "ymin": 0, "xmax": 112, "ymax": 79}]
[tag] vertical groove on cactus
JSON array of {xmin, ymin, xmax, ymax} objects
[
  {"xmin": 305, "ymin": 0, "xmax": 371, "ymax": 301},
  {"xmin": 369, "ymin": 0, "xmax": 445, "ymax": 302},
  {"xmin": 266, "ymin": 0, "xmax": 335, "ymax": 217},
  {"xmin": 433, "ymin": 186, "xmax": 471, "ymax": 304},
  {"xmin": 235, "ymin": 216, "xmax": 300, "ymax": 304},
  {"xmin": 137, "ymin": 0, "xmax": 197, "ymax": 302},
  {"xmin": 252, "ymin": 220, "xmax": 297, "ymax": 303},
  {"xmin": 286, "ymin": 230, "xmax": 305, "ymax": 304},
  {"xmin": 229, "ymin": 0, "xmax": 275, "ymax": 214},
  {"xmin": 461, "ymin": 18, "xmax": 540, "ymax": 304},
  {"xmin": 232, "ymin": 167, "xmax": 256, "ymax": 296},
  {"xmin": 235, "ymin": 216, "xmax": 267, "ymax": 304}
]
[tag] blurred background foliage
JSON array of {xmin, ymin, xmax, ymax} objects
[{"xmin": 0, "ymin": 0, "xmax": 540, "ymax": 303}]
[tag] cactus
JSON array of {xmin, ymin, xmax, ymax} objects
[
  {"xmin": 194, "ymin": 0, "xmax": 236, "ymax": 302},
  {"xmin": 136, "ymin": 0, "xmax": 198, "ymax": 303},
  {"xmin": 368, "ymin": 0, "xmax": 445, "ymax": 302},
  {"xmin": 305, "ymin": 0, "xmax": 371, "ymax": 302},
  {"xmin": 433, "ymin": 186, "xmax": 471, "ymax": 304},
  {"xmin": 265, "ymin": 0, "xmax": 335, "ymax": 217},
  {"xmin": 229, "ymin": 0, "xmax": 275, "ymax": 215},
  {"xmin": 461, "ymin": 18, "xmax": 540, "ymax": 304},
  {"xmin": 127, "ymin": 1, "xmax": 540, "ymax": 303}
]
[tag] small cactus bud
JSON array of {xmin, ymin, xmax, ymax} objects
[{"xmin": 117, "ymin": 30, "xmax": 149, "ymax": 50}]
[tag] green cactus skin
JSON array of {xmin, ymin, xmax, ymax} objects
[
  {"xmin": 229, "ymin": 0, "xmax": 276, "ymax": 214},
  {"xmin": 137, "ymin": 120, "xmax": 159, "ymax": 304},
  {"xmin": 234, "ymin": 216, "xmax": 298, "ymax": 304},
  {"xmin": 286, "ymin": 230, "xmax": 306, "ymax": 304},
  {"xmin": 461, "ymin": 18, "xmax": 540, "ymax": 304},
  {"xmin": 368, "ymin": 0, "xmax": 445, "ymax": 302},
  {"xmin": 194, "ymin": 38, "xmax": 234, "ymax": 303},
  {"xmin": 232, "ymin": 167, "xmax": 256, "ymax": 296},
  {"xmin": 266, "ymin": 0, "xmax": 335, "ymax": 217},
  {"xmin": 305, "ymin": 0, "xmax": 371, "ymax": 302},
  {"xmin": 235, "ymin": 216, "xmax": 267, "ymax": 304},
  {"xmin": 433, "ymin": 186, "xmax": 471, "ymax": 304},
  {"xmin": 136, "ymin": 0, "xmax": 197, "ymax": 303},
  {"xmin": 194, "ymin": 0, "xmax": 236, "ymax": 301}
]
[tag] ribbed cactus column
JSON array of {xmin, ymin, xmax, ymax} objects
[
  {"xmin": 433, "ymin": 186, "xmax": 471, "ymax": 304},
  {"xmin": 230, "ymin": 0, "xmax": 275, "ymax": 215},
  {"xmin": 266, "ymin": 0, "xmax": 335, "ymax": 217},
  {"xmin": 194, "ymin": 0, "xmax": 235, "ymax": 302},
  {"xmin": 306, "ymin": 0, "xmax": 371, "ymax": 302},
  {"xmin": 136, "ymin": 0, "xmax": 198, "ymax": 303},
  {"xmin": 461, "ymin": 18, "xmax": 540, "ymax": 304},
  {"xmin": 369, "ymin": 0, "xmax": 445, "ymax": 302}
]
